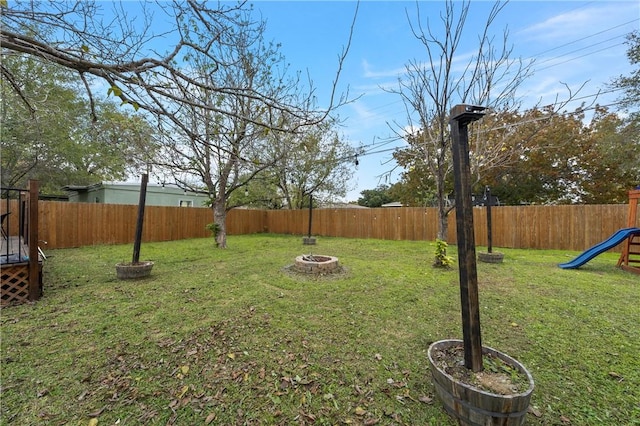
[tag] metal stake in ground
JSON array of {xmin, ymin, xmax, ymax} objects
[
  {"xmin": 450, "ymin": 104, "xmax": 486, "ymax": 372},
  {"xmin": 132, "ymin": 173, "xmax": 148, "ymax": 264}
]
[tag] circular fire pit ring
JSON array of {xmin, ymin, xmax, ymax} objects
[{"xmin": 294, "ymin": 255, "xmax": 340, "ymax": 274}]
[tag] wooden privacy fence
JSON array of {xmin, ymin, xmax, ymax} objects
[
  {"xmin": 266, "ymin": 204, "xmax": 631, "ymax": 251},
  {"xmin": 32, "ymin": 201, "xmax": 634, "ymax": 253}
]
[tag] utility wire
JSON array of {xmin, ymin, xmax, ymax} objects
[
  {"xmin": 347, "ymin": 18, "xmax": 636, "ymax": 129},
  {"xmin": 529, "ymin": 18, "xmax": 638, "ymax": 57},
  {"xmin": 351, "ymin": 98, "xmax": 630, "ymax": 162},
  {"xmin": 535, "ymin": 43, "xmax": 628, "ymax": 73},
  {"xmin": 533, "ymin": 34, "xmax": 627, "ymax": 67}
]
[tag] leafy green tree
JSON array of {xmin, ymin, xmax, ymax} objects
[
  {"xmin": 610, "ymin": 30, "xmax": 640, "ymax": 111},
  {"xmin": 357, "ymin": 185, "xmax": 393, "ymax": 207},
  {"xmin": 1, "ymin": 53, "xmax": 156, "ymax": 194},
  {"xmin": 577, "ymin": 107, "xmax": 639, "ymax": 203},
  {"xmin": 1, "ymin": 54, "xmax": 83, "ymax": 192},
  {"xmin": 478, "ymin": 106, "xmax": 638, "ymax": 205},
  {"xmin": 267, "ymin": 118, "xmax": 357, "ymax": 209}
]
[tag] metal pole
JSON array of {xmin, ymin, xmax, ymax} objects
[
  {"xmin": 450, "ymin": 105, "xmax": 485, "ymax": 372},
  {"xmin": 132, "ymin": 173, "xmax": 148, "ymax": 264}
]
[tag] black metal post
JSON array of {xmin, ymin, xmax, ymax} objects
[
  {"xmin": 486, "ymin": 186, "xmax": 493, "ymax": 254},
  {"xmin": 132, "ymin": 173, "xmax": 148, "ymax": 264},
  {"xmin": 450, "ymin": 104, "xmax": 485, "ymax": 372},
  {"xmin": 307, "ymin": 194, "xmax": 313, "ymax": 239}
]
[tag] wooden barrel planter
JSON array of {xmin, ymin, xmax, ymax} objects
[
  {"xmin": 428, "ymin": 339, "xmax": 534, "ymax": 426},
  {"xmin": 115, "ymin": 261, "xmax": 154, "ymax": 280},
  {"xmin": 302, "ymin": 237, "xmax": 317, "ymax": 245},
  {"xmin": 478, "ymin": 252, "xmax": 504, "ymax": 264}
]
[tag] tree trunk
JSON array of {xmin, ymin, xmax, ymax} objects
[
  {"xmin": 213, "ymin": 198, "xmax": 227, "ymax": 249},
  {"xmin": 437, "ymin": 199, "xmax": 449, "ymax": 242},
  {"xmin": 436, "ymin": 160, "xmax": 449, "ymax": 241}
]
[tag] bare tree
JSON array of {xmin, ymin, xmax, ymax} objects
[
  {"xmin": 154, "ymin": 11, "xmax": 303, "ymax": 248},
  {"xmin": 1, "ymin": 1, "xmax": 351, "ymax": 127},
  {"xmin": 1, "ymin": 1, "xmax": 358, "ymax": 247},
  {"xmin": 386, "ymin": 0, "xmax": 534, "ymax": 240}
]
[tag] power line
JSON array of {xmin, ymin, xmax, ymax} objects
[
  {"xmin": 346, "ymin": 22, "xmax": 634, "ymax": 130},
  {"xmin": 352, "ymin": 98, "xmax": 630, "ymax": 162},
  {"xmin": 534, "ymin": 42, "xmax": 628, "ymax": 73},
  {"xmin": 533, "ymin": 34, "xmax": 627, "ymax": 67},
  {"xmin": 529, "ymin": 18, "xmax": 638, "ymax": 58}
]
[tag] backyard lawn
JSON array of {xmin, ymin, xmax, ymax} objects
[{"xmin": 1, "ymin": 234, "xmax": 638, "ymax": 425}]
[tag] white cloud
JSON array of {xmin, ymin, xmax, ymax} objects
[
  {"xmin": 518, "ymin": 3, "xmax": 638, "ymax": 44},
  {"xmin": 361, "ymin": 58, "xmax": 405, "ymax": 80}
]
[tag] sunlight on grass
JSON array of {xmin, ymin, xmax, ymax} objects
[{"xmin": 1, "ymin": 235, "xmax": 638, "ymax": 425}]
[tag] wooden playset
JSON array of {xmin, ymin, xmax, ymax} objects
[{"xmin": 617, "ymin": 188, "xmax": 640, "ymax": 274}]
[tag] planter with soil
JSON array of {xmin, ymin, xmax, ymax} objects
[
  {"xmin": 428, "ymin": 339, "xmax": 534, "ymax": 426},
  {"xmin": 115, "ymin": 261, "xmax": 154, "ymax": 280}
]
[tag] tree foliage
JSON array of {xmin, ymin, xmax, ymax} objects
[
  {"xmin": 267, "ymin": 118, "xmax": 357, "ymax": 209},
  {"xmin": 357, "ymin": 185, "xmax": 394, "ymax": 208},
  {"xmin": 385, "ymin": 102, "xmax": 639, "ymax": 206},
  {"xmin": 611, "ymin": 30, "xmax": 640, "ymax": 111},
  {"xmin": 0, "ymin": 53, "xmax": 156, "ymax": 194}
]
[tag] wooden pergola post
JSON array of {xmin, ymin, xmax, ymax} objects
[{"xmin": 450, "ymin": 104, "xmax": 486, "ymax": 372}]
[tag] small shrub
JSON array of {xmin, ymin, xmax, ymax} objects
[{"xmin": 433, "ymin": 239, "xmax": 454, "ymax": 268}]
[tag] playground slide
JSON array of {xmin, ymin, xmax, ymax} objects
[{"xmin": 558, "ymin": 227, "xmax": 640, "ymax": 269}]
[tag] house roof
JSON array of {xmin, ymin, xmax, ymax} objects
[
  {"xmin": 381, "ymin": 201, "xmax": 403, "ymax": 207},
  {"xmin": 62, "ymin": 181, "xmax": 208, "ymax": 195},
  {"xmin": 320, "ymin": 202, "xmax": 369, "ymax": 209}
]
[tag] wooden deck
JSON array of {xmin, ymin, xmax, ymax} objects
[
  {"xmin": 1, "ymin": 236, "xmax": 43, "ymax": 306},
  {"xmin": 1, "ymin": 180, "xmax": 43, "ymax": 305},
  {"xmin": 1, "ymin": 236, "xmax": 31, "ymax": 264}
]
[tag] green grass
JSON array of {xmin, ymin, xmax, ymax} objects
[{"xmin": 1, "ymin": 234, "xmax": 639, "ymax": 425}]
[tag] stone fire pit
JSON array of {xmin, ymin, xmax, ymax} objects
[{"xmin": 294, "ymin": 254, "xmax": 340, "ymax": 274}]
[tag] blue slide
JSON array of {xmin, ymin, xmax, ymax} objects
[{"xmin": 558, "ymin": 227, "xmax": 640, "ymax": 269}]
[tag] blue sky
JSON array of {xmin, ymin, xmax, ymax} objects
[{"xmin": 251, "ymin": 1, "xmax": 639, "ymax": 201}]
